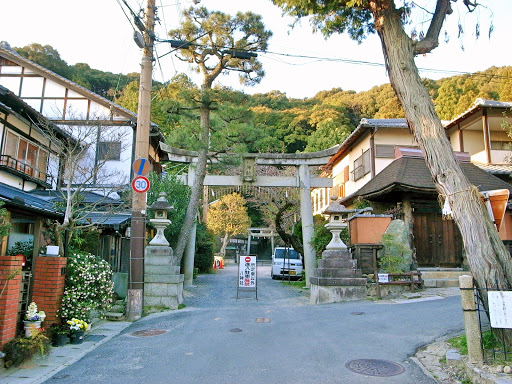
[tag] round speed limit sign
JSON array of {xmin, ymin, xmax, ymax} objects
[{"xmin": 131, "ymin": 176, "xmax": 150, "ymax": 193}]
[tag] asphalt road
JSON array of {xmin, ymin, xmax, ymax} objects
[{"xmin": 44, "ymin": 264, "xmax": 464, "ymax": 384}]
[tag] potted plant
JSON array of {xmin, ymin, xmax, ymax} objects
[
  {"xmin": 48, "ymin": 323, "xmax": 69, "ymax": 347},
  {"xmin": 24, "ymin": 302, "xmax": 46, "ymax": 337},
  {"xmin": 2, "ymin": 330, "xmax": 51, "ymax": 368},
  {"xmin": 67, "ymin": 318, "xmax": 89, "ymax": 345}
]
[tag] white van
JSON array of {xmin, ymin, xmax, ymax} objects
[{"xmin": 271, "ymin": 247, "xmax": 303, "ymax": 279}]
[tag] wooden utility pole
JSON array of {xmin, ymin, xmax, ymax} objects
[{"xmin": 126, "ymin": 0, "xmax": 156, "ymax": 321}]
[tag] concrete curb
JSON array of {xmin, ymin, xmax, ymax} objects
[{"xmin": 0, "ymin": 320, "xmax": 132, "ymax": 384}]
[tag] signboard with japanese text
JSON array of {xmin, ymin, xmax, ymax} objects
[
  {"xmin": 239, "ymin": 255, "xmax": 257, "ymax": 288},
  {"xmin": 488, "ymin": 291, "xmax": 512, "ymax": 328},
  {"xmin": 378, "ymin": 273, "xmax": 389, "ymax": 283}
]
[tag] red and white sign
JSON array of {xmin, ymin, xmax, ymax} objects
[
  {"xmin": 131, "ymin": 176, "xmax": 150, "ymax": 193},
  {"xmin": 239, "ymin": 255, "xmax": 257, "ymax": 288}
]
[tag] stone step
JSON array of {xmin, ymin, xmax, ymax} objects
[
  {"xmin": 110, "ymin": 305, "xmax": 124, "ymax": 313},
  {"xmin": 317, "ymin": 259, "xmax": 357, "ymax": 269},
  {"xmin": 313, "ymin": 268, "xmax": 362, "ymax": 278},
  {"xmin": 321, "ymin": 249, "xmax": 354, "ymax": 260},
  {"xmin": 309, "ymin": 277, "xmax": 367, "ymax": 286},
  {"xmin": 423, "ymin": 278, "xmax": 460, "ymax": 288},
  {"xmin": 103, "ymin": 312, "xmax": 125, "ymax": 321},
  {"xmin": 115, "ymin": 299, "xmax": 125, "ymax": 306},
  {"xmin": 144, "ymin": 274, "xmax": 184, "ymax": 284}
]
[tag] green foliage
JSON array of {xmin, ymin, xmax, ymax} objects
[
  {"xmin": 147, "ymin": 172, "xmax": 190, "ymax": 249},
  {"xmin": 68, "ymin": 229, "xmax": 100, "ymax": 255},
  {"xmin": 59, "ymin": 253, "xmax": 114, "ymax": 322},
  {"xmin": 7, "ymin": 241, "xmax": 33, "ymax": 257},
  {"xmin": 378, "ymin": 233, "xmax": 409, "ymax": 273},
  {"xmin": 194, "ymin": 223, "xmax": 216, "ymax": 273},
  {"xmin": 311, "ymin": 215, "xmax": 331, "ymax": 255},
  {"xmin": 448, "ymin": 334, "xmax": 468, "ymax": 355},
  {"xmin": 2, "ymin": 331, "xmax": 51, "ymax": 368},
  {"xmin": 0, "ymin": 201, "xmax": 11, "ymax": 240}
]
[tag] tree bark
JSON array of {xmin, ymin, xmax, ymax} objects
[
  {"xmin": 174, "ymin": 86, "xmax": 211, "ymax": 262},
  {"xmin": 369, "ymin": 0, "xmax": 512, "ymax": 299},
  {"xmin": 275, "ymin": 202, "xmax": 305, "ymax": 265},
  {"xmin": 220, "ymin": 232, "xmax": 230, "ymax": 257}
]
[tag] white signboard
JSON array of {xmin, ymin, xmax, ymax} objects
[
  {"xmin": 238, "ymin": 255, "xmax": 257, "ymax": 288},
  {"xmin": 488, "ymin": 291, "xmax": 512, "ymax": 328},
  {"xmin": 378, "ymin": 273, "xmax": 389, "ymax": 283}
]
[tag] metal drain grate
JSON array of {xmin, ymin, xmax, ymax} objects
[
  {"xmin": 230, "ymin": 328, "xmax": 243, "ymax": 332},
  {"xmin": 130, "ymin": 329, "xmax": 167, "ymax": 337},
  {"xmin": 84, "ymin": 334, "xmax": 107, "ymax": 342},
  {"xmin": 345, "ymin": 359, "xmax": 405, "ymax": 377}
]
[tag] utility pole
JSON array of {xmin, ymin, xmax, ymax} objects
[{"xmin": 126, "ymin": 0, "xmax": 156, "ymax": 321}]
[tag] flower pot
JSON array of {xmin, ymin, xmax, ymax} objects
[
  {"xmin": 23, "ymin": 320, "xmax": 41, "ymax": 337},
  {"xmin": 70, "ymin": 331, "xmax": 85, "ymax": 345},
  {"xmin": 52, "ymin": 333, "xmax": 69, "ymax": 347}
]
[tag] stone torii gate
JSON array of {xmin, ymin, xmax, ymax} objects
[{"xmin": 160, "ymin": 143, "xmax": 338, "ymax": 287}]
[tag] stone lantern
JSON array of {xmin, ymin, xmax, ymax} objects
[
  {"xmin": 147, "ymin": 192, "xmax": 174, "ymax": 246},
  {"xmin": 322, "ymin": 196, "xmax": 356, "ymax": 250}
]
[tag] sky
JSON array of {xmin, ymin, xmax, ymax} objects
[{"xmin": 0, "ymin": 0, "xmax": 510, "ymax": 99}]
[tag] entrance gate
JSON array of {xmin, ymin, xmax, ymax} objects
[{"xmin": 160, "ymin": 143, "xmax": 338, "ymax": 287}]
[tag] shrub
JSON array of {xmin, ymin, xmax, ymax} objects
[
  {"xmin": 59, "ymin": 253, "xmax": 114, "ymax": 322},
  {"xmin": 194, "ymin": 223, "xmax": 215, "ymax": 273},
  {"xmin": 3, "ymin": 331, "xmax": 51, "ymax": 368}
]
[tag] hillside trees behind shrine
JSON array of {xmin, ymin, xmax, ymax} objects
[{"xmin": 14, "ymin": 43, "xmax": 512, "ymax": 154}]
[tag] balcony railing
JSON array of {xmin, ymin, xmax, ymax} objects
[{"xmin": 0, "ymin": 155, "xmax": 53, "ymax": 187}]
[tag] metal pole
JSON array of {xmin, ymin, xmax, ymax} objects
[{"xmin": 126, "ymin": 0, "xmax": 156, "ymax": 321}]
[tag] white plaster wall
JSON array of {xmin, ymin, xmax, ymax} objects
[{"xmin": 462, "ymin": 130, "xmax": 485, "ymax": 156}]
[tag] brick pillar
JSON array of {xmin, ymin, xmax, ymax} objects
[
  {"xmin": 0, "ymin": 255, "xmax": 23, "ymax": 347},
  {"xmin": 31, "ymin": 257, "xmax": 67, "ymax": 326}
]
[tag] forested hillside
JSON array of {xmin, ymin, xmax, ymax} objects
[{"xmin": 15, "ymin": 43, "xmax": 512, "ymax": 154}]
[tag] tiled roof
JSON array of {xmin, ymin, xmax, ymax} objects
[
  {"xmin": 0, "ymin": 183, "xmax": 62, "ymax": 217},
  {"xmin": 326, "ymin": 118, "xmax": 409, "ymax": 169},
  {"xmin": 445, "ymin": 98, "xmax": 512, "ymax": 129},
  {"xmin": 473, "ymin": 162, "xmax": 512, "ymax": 175},
  {"xmin": 81, "ymin": 212, "xmax": 131, "ymax": 229},
  {"xmin": 356, "ymin": 156, "xmax": 512, "ymax": 201}
]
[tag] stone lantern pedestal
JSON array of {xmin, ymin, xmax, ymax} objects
[
  {"xmin": 310, "ymin": 197, "xmax": 367, "ymax": 304},
  {"xmin": 144, "ymin": 193, "xmax": 184, "ymax": 313}
]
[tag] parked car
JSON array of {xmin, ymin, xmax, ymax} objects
[{"xmin": 271, "ymin": 247, "xmax": 303, "ymax": 280}]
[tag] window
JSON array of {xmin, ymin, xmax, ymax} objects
[
  {"xmin": 375, "ymin": 144, "xmax": 396, "ymax": 158},
  {"xmin": 98, "ymin": 141, "xmax": 121, "ymax": 161},
  {"xmin": 1, "ymin": 129, "xmax": 49, "ymax": 181},
  {"xmin": 491, "ymin": 141, "xmax": 512, "ymax": 150},
  {"xmin": 353, "ymin": 149, "xmax": 371, "ymax": 181}
]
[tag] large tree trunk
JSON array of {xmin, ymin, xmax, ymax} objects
[
  {"xmin": 370, "ymin": 0, "xmax": 512, "ymax": 299},
  {"xmin": 174, "ymin": 86, "xmax": 211, "ymax": 262},
  {"xmin": 220, "ymin": 232, "xmax": 230, "ymax": 257}
]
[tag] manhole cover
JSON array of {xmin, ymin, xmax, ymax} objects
[
  {"xmin": 84, "ymin": 334, "xmax": 106, "ymax": 342},
  {"xmin": 53, "ymin": 374, "xmax": 71, "ymax": 380},
  {"xmin": 346, "ymin": 359, "xmax": 405, "ymax": 377},
  {"xmin": 351, "ymin": 312, "xmax": 365, "ymax": 316},
  {"xmin": 230, "ymin": 328, "xmax": 243, "ymax": 332},
  {"xmin": 130, "ymin": 329, "xmax": 167, "ymax": 337}
]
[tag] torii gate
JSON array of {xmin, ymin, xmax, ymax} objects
[{"xmin": 160, "ymin": 143, "xmax": 338, "ymax": 288}]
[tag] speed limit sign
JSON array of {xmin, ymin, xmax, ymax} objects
[{"xmin": 131, "ymin": 176, "xmax": 150, "ymax": 193}]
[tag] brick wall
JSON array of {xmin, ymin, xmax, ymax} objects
[
  {"xmin": 0, "ymin": 255, "xmax": 23, "ymax": 347},
  {"xmin": 31, "ymin": 257, "xmax": 67, "ymax": 327}
]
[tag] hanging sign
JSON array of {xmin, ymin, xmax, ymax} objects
[
  {"xmin": 488, "ymin": 291, "xmax": 512, "ymax": 328},
  {"xmin": 131, "ymin": 176, "xmax": 150, "ymax": 193}
]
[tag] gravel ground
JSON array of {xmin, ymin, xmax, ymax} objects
[{"xmin": 184, "ymin": 262, "xmax": 310, "ymax": 309}]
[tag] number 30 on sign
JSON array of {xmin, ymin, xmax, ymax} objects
[{"xmin": 131, "ymin": 176, "xmax": 150, "ymax": 193}]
